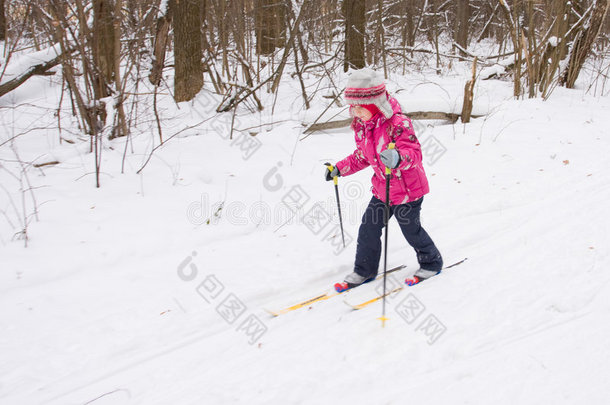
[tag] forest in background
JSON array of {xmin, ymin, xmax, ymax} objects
[{"xmin": 1, "ymin": 0, "xmax": 609, "ymax": 135}]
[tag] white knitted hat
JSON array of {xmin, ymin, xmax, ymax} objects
[{"xmin": 344, "ymin": 68, "xmax": 393, "ymax": 119}]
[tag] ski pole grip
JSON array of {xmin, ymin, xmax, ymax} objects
[
  {"xmin": 325, "ymin": 162, "xmax": 339, "ymax": 185},
  {"xmin": 385, "ymin": 143, "xmax": 395, "ymax": 175}
]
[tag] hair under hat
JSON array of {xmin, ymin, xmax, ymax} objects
[{"xmin": 344, "ymin": 68, "xmax": 393, "ymax": 119}]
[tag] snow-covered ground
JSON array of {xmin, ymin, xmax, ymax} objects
[{"xmin": 2, "ymin": 58, "xmax": 610, "ymax": 404}]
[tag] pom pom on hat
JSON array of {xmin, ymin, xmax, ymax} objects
[{"xmin": 344, "ymin": 68, "xmax": 393, "ymax": 119}]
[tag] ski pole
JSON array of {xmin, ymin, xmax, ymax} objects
[
  {"xmin": 379, "ymin": 142, "xmax": 395, "ymax": 328},
  {"xmin": 325, "ymin": 163, "xmax": 345, "ymax": 248}
]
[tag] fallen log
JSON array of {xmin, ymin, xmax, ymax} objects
[
  {"xmin": 303, "ymin": 111, "xmax": 482, "ymax": 134},
  {"xmin": 0, "ymin": 51, "xmax": 67, "ymax": 98}
]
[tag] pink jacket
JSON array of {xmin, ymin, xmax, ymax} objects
[{"xmin": 335, "ymin": 97, "xmax": 429, "ymax": 205}]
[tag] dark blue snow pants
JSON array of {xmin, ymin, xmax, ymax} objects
[{"xmin": 354, "ymin": 196, "xmax": 443, "ymax": 278}]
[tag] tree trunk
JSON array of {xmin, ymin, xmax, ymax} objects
[
  {"xmin": 270, "ymin": 2, "xmax": 306, "ymax": 94},
  {"xmin": 93, "ymin": 0, "xmax": 116, "ymax": 98},
  {"xmin": 111, "ymin": 0, "xmax": 128, "ymax": 139},
  {"xmin": 172, "ymin": 0, "xmax": 204, "ymax": 102},
  {"xmin": 461, "ymin": 57, "xmax": 477, "ymax": 123},
  {"xmin": 404, "ymin": 0, "xmax": 415, "ymax": 48},
  {"xmin": 560, "ymin": 0, "xmax": 610, "ymax": 88},
  {"xmin": 343, "ymin": 0, "xmax": 366, "ymax": 71},
  {"xmin": 454, "ymin": 0, "xmax": 470, "ymax": 57},
  {"xmin": 254, "ymin": 0, "xmax": 285, "ymax": 55},
  {"xmin": 499, "ymin": 0, "xmax": 521, "ymax": 97},
  {"xmin": 149, "ymin": 1, "xmax": 173, "ymax": 85},
  {"xmin": 0, "ymin": 0, "xmax": 6, "ymax": 41},
  {"xmin": 376, "ymin": 0, "xmax": 387, "ymax": 77},
  {"xmin": 255, "ymin": 0, "xmax": 274, "ymax": 55}
]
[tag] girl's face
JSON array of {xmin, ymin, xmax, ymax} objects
[{"xmin": 351, "ymin": 105, "xmax": 373, "ymax": 121}]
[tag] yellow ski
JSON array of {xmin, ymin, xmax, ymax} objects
[
  {"xmin": 347, "ymin": 287, "xmax": 404, "ymax": 310},
  {"xmin": 265, "ymin": 264, "xmax": 406, "ymax": 317},
  {"xmin": 344, "ymin": 258, "xmax": 468, "ymax": 310}
]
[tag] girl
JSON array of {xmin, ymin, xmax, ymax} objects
[{"xmin": 325, "ymin": 68, "xmax": 443, "ymax": 290}]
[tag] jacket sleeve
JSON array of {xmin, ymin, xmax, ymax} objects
[
  {"xmin": 335, "ymin": 147, "xmax": 370, "ymax": 176},
  {"xmin": 391, "ymin": 117, "xmax": 423, "ymax": 171}
]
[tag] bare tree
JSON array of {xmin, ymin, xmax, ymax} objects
[
  {"xmin": 149, "ymin": 1, "xmax": 173, "ymax": 86},
  {"xmin": 560, "ymin": 0, "xmax": 610, "ymax": 88},
  {"xmin": 454, "ymin": 0, "xmax": 470, "ymax": 56},
  {"xmin": 343, "ymin": 0, "xmax": 365, "ymax": 71},
  {"xmin": 172, "ymin": 0, "xmax": 204, "ymax": 102},
  {"xmin": 92, "ymin": 0, "xmax": 116, "ymax": 98},
  {"xmin": 0, "ymin": 0, "xmax": 6, "ymax": 41},
  {"xmin": 255, "ymin": 0, "xmax": 285, "ymax": 55},
  {"xmin": 499, "ymin": 0, "xmax": 522, "ymax": 97},
  {"xmin": 111, "ymin": 0, "xmax": 128, "ymax": 139},
  {"xmin": 403, "ymin": 0, "xmax": 417, "ymax": 48}
]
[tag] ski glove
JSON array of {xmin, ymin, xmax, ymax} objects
[
  {"xmin": 324, "ymin": 163, "xmax": 340, "ymax": 181},
  {"xmin": 380, "ymin": 148, "xmax": 401, "ymax": 169}
]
